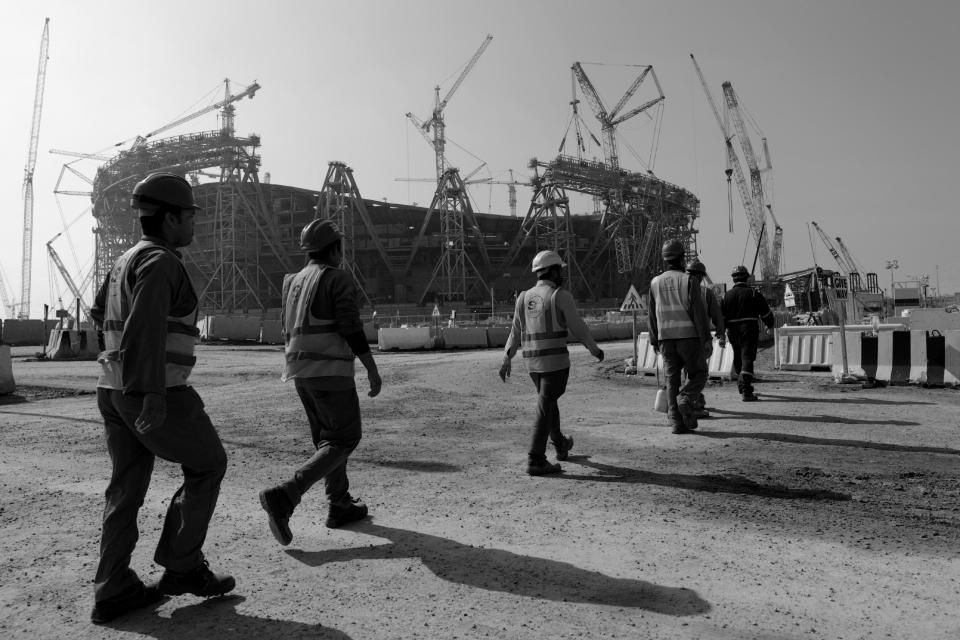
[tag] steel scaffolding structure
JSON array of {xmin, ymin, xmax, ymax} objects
[{"xmin": 91, "ymin": 128, "xmax": 294, "ymax": 312}]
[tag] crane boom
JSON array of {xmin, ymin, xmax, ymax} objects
[
  {"xmin": 438, "ymin": 34, "xmax": 493, "ymax": 111},
  {"xmin": 810, "ymin": 221, "xmax": 848, "ymax": 273},
  {"xmin": 20, "ymin": 17, "xmax": 50, "ymax": 319},
  {"xmin": 0, "ymin": 272, "xmax": 14, "ymax": 319},
  {"xmin": 130, "ymin": 80, "xmax": 260, "ymax": 149},
  {"xmin": 46, "ymin": 241, "xmax": 91, "ymax": 319}
]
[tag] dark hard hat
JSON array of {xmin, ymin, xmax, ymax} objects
[
  {"xmin": 687, "ymin": 259, "xmax": 707, "ymax": 275},
  {"xmin": 130, "ymin": 172, "xmax": 200, "ymax": 216},
  {"xmin": 300, "ymin": 218, "xmax": 343, "ymax": 252},
  {"xmin": 661, "ymin": 239, "xmax": 685, "ymax": 260},
  {"xmin": 731, "ymin": 265, "xmax": 750, "ymax": 281}
]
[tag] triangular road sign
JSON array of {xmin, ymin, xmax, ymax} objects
[
  {"xmin": 620, "ymin": 285, "xmax": 643, "ymax": 312},
  {"xmin": 432, "ymin": 304, "xmax": 441, "ymax": 317}
]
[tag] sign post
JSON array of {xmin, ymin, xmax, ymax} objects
[{"xmin": 620, "ymin": 284, "xmax": 643, "ymax": 369}]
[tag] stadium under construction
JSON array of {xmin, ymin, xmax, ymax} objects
[{"xmin": 89, "ymin": 130, "xmax": 700, "ymax": 315}]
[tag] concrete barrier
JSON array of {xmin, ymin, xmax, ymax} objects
[
  {"xmin": 45, "ymin": 328, "xmax": 100, "ymax": 359},
  {"xmin": 200, "ymin": 315, "xmax": 262, "ymax": 341},
  {"xmin": 1, "ymin": 319, "xmax": 58, "ymax": 346},
  {"xmin": 260, "ymin": 319, "xmax": 284, "ymax": 345},
  {"xmin": 587, "ymin": 323, "xmax": 612, "ymax": 342},
  {"xmin": 486, "ymin": 327, "xmax": 511, "ymax": 348},
  {"xmin": 440, "ymin": 327, "xmax": 488, "ymax": 349},
  {"xmin": 378, "ymin": 327, "xmax": 433, "ymax": 351},
  {"xmin": 922, "ymin": 331, "xmax": 960, "ymax": 386},
  {"xmin": 607, "ymin": 322, "xmax": 633, "ymax": 340},
  {"xmin": 832, "ymin": 329, "xmax": 940, "ymax": 385},
  {"xmin": 0, "ymin": 345, "xmax": 14, "ymax": 395}
]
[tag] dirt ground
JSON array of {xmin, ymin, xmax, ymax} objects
[{"xmin": 1, "ymin": 340, "xmax": 959, "ymax": 639}]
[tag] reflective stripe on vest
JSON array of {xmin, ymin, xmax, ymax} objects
[
  {"xmin": 281, "ymin": 263, "xmax": 355, "ymax": 381},
  {"xmin": 97, "ymin": 240, "xmax": 199, "ymax": 389},
  {"xmin": 519, "ymin": 283, "xmax": 569, "ymax": 372},
  {"xmin": 651, "ymin": 270, "xmax": 698, "ymax": 339}
]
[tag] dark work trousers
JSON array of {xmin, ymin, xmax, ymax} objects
[
  {"xmin": 727, "ymin": 320, "xmax": 760, "ymax": 395},
  {"xmin": 527, "ymin": 368, "xmax": 570, "ymax": 461},
  {"xmin": 280, "ymin": 383, "xmax": 362, "ymax": 508},
  {"xmin": 95, "ymin": 386, "xmax": 227, "ymax": 603},
  {"xmin": 661, "ymin": 338, "xmax": 708, "ymax": 426}
]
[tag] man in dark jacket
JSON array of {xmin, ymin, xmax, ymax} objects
[
  {"xmin": 686, "ymin": 259, "xmax": 725, "ymax": 418},
  {"xmin": 722, "ymin": 265, "xmax": 775, "ymax": 401},
  {"xmin": 258, "ymin": 219, "xmax": 382, "ymax": 546}
]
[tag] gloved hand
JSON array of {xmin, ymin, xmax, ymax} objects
[
  {"xmin": 704, "ymin": 341, "xmax": 713, "ymax": 358},
  {"xmin": 651, "ymin": 342, "xmax": 660, "ymax": 354},
  {"xmin": 499, "ymin": 360, "xmax": 511, "ymax": 382},
  {"xmin": 594, "ymin": 348, "xmax": 604, "ymax": 362},
  {"xmin": 718, "ymin": 338, "xmax": 727, "ymax": 349}
]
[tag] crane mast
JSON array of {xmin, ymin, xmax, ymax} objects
[
  {"xmin": 722, "ymin": 81, "xmax": 779, "ymax": 281},
  {"xmin": 20, "ymin": 18, "xmax": 50, "ymax": 319}
]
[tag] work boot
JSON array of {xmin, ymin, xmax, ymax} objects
[
  {"xmin": 326, "ymin": 495, "xmax": 369, "ymax": 528},
  {"xmin": 553, "ymin": 435, "xmax": 574, "ymax": 461},
  {"xmin": 694, "ymin": 408, "xmax": 710, "ymax": 419},
  {"xmin": 158, "ymin": 561, "xmax": 235, "ymax": 598},
  {"xmin": 527, "ymin": 457, "xmax": 562, "ymax": 476},
  {"xmin": 677, "ymin": 402, "xmax": 699, "ymax": 431},
  {"xmin": 259, "ymin": 487, "xmax": 294, "ymax": 546},
  {"xmin": 91, "ymin": 583, "xmax": 164, "ymax": 624},
  {"xmin": 742, "ymin": 392, "xmax": 759, "ymax": 402},
  {"xmin": 671, "ymin": 424, "xmax": 691, "ymax": 434}
]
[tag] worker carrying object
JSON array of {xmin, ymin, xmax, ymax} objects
[
  {"xmin": 90, "ymin": 172, "xmax": 234, "ymax": 625},
  {"xmin": 722, "ymin": 265, "xmax": 775, "ymax": 401},
  {"xmin": 648, "ymin": 239, "xmax": 713, "ymax": 434},
  {"xmin": 686, "ymin": 259, "xmax": 725, "ymax": 418},
  {"xmin": 499, "ymin": 249, "xmax": 604, "ymax": 476},
  {"xmin": 259, "ymin": 218, "xmax": 382, "ymax": 546}
]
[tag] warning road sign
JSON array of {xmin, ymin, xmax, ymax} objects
[
  {"xmin": 432, "ymin": 304, "xmax": 441, "ymax": 317},
  {"xmin": 620, "ymin": 285, "xmax": 643, "ymax": 312}
]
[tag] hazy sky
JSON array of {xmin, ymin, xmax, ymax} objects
[{"xmin": 3, "ymin": 0, "xmax": 958, "ymax": 317}]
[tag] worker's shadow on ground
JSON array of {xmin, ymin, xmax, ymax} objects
[
  {"xmin": 708, "ymin": 407, "xmax": 920, "ymax": 427},
  {"xmin": 758, "ymin": 393, "xmax": 935, "ymax": 406},
  {"xmin": 561, "ymin": 455, "xmax": 850, "ymax": 500},
  {"xmin": 286, "ymin": 520, "xmax": 710, "ymax": 617},
  {"xmin": 693, "ymin": 428, "xmax": 960, "ymax": 456},
  {"xmin": 109, "ymin": 595, "xmax": 351, "ymax": 640}
]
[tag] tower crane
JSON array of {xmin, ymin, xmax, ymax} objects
[
  {"xmin": 406, "ymin": 34, "xmax": 492, "ymax": 181},
  {"xmin": 46, "ymin": 237, "xmax": 91, "ymax": 321},
  {"xmin": 19, "ymin": 17, "xmax": 50, "ymax": 319}
]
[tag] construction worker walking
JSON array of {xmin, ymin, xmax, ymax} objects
[
  {"xmin": 499, "ymin": 250, "xmax": 604, "ymax": 475},
  {"xmin": 722, "ymin": 265, "xmax": 775, "ymax": 401},
  {"xmin": 90, "ymin": 173, "xmax": 234, "ymax": 625},
  {"xmin": 686, "ymin": 259, "xmax": 726, "ymax": 418},
  {"xmin": 259, "ymin": 219, "xmax": 382, "ymax": 546},
  {"xmin": 648, "ymin": 240, "xmax": 713, "ymax": 434}
]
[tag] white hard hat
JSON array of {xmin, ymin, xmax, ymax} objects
[{"xmin": 531, "ymin": 250, "xmax": 566, "ymax": 273}]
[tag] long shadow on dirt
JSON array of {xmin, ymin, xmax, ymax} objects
[
  {"xmin": 560, "ymin": 456, "xmax": 850, "ymax": 500},
  {"xmin": 287, "ymin": 520, "xmax": 710, "ymax": 616},
  {"xmin": 759, "ymin": 393, "xmax": 935, "ymax": 406},
  {"xmin": 0, "ymin": 409, "xmax": 101, "ymax": 423},
  {"xmin": 709, "ymin": 408, "xmax": 919, "ymax": 427},
  {"xmin": 109, "ymin": 595, "xmax": 352, "ymax": 640},
  {"xmin": 694, "ymin": 430, "xmax": 960, "ymax": 456}
]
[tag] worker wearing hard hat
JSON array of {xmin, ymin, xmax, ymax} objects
[
  {"xmin": 722, "ymin": 265, "xmax": 775, "ymax": 401},
  {"xmin": 90, "ymin": 173, "xmax": 234, "ymax": 624},
  {"xmin": 648, "ymin": 240, "xmax": 713, "ymax": 434},
  {"xmin": 499, "ymin": 250, "xmax": 604, "ymax": 475},
  {"xmin": 686, "ymin": 259, "xmax": 726, "ymax": 418},
  {"xmin": 259, "ymin": 218, "xmax": 382, "ymax": 547}
]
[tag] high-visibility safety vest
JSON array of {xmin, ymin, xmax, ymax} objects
[
  {"xmin": 519, "ymin": 282, "xmax": 569, "ymax": 372},
  {"xmin": 650, "ymin": 270, "xmax": 698, "ymax": 339},
  {"xmin": 98, "ymin": 240, "xmax": 199, "ymax": 390},
  {"xmin": 281, "ymin": 263, "xmax": 355, "ymax": 381}
]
